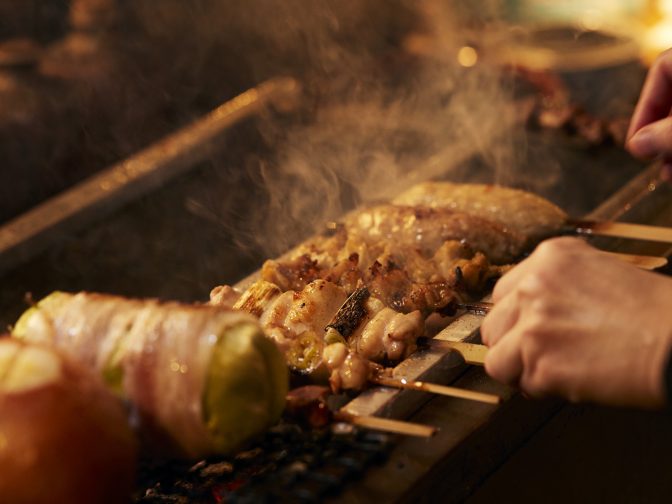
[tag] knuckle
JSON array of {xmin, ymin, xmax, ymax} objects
[
  {"xmin": 483, "ymin": 352, "xmax": 501, "ymax": 380},
  {"xmin": 518, "ymin": 323, "xmax": 544, "ymax": 348},
  {"xmin": 517, "ymin": 272, "xmax": 551, "ymax": 298},
  {"xmin": 484, "ymin": 351, "xmax": 515, "ymax": 386},
  {"xmin": 529, "ymin": 296, "xmax": 556, "ymax": 319},
  {"xmin": 491, "ymin": 277, "xmax": 510, "ymax": 302},
  {"xmin": 537, "ymin": 236, "xmax": 583, "ymax": 256},
  {"xmin": 521, "ymin": 356, "xmax": 555, "ymax": 397}
]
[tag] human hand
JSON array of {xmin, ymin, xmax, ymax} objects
[
  {"xmin": 480, "ymin": 237, "xmax": 672, "ymax": 409},
  {"xmin": 627, "ymin": 48, "xmax": 672, "ymax": 180}
]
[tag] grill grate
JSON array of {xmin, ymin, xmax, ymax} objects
[{"xmin": 135, "ymin": 422, "xmax": 393, "ymax": 503}]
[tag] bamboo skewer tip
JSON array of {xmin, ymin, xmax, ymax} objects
[
  {"xmin": 371, "ymin": 375, "xmax": 501, "ymax": 405},
  {"xmin": 336, "ymin": 412, "xmax": 437, "ymax": 438}
]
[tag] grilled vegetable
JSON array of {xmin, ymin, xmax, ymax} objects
[
  {"xmin": 0, "ymin": 338, "xmax": 136, "ymax": 504},
  {"xmin": 13, "ymin": 291, "xmax": 288, "ymax": 458}
]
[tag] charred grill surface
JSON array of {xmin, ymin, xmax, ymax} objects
[{"xmin": 135, "ymin": 422, "xmax": 393, "ymax": 504}]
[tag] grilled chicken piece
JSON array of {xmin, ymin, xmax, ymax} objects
[
  {"xmin": 343, "ymin": 204, "xmax": 525, "ymax": 264},
  {"xmin": 393, "ymin": 182, "xmax": 567, "ymax": 248},
  {"xmin": 260, "ymin": 280, "xmax": 347, "ymax": 373},
  {"xmin": 262, "ymin": 238, "xmax": 505, "ymax": 314},
  {"xmin": 350, "ymin": 298, "xmax": 423, "ymax": 362},
  {"xmin": 209, "ymin": 284, "xmax": 242, "ymax": 309},
  {"xmin": 210, "ymin": 279, "xmax": 425, "ymax": 390},
  {"xmin": 323, "ymin": 342, "xmax": 375, "ymax": 392}
]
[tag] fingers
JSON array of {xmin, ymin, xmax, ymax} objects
[
  {"xmin": 491, "ymin": 255, "xmax": 532, "ymax": 303},
  {"xmin": 627, "ymin": 49, "xmax": 672, "ymax": 141},
  {"xmin": 627, "ymin": 116, "xmax": 672, "ymax": 159},
  {"xmin": 484, "ymin": 327, "xmax": 523, "ymax": 387},
  {"xmin": 480, "ymin": 290, "xmax": 520, "ymax": 347}
]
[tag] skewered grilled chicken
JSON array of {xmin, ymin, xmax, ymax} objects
[
  {"xmin": 343, "ymin": 204, "xmax": 525, "ymax": 264},
  {"xmin": 12, "ymin": 292, "xmax": 288, "ymax": 458},
  {"xmin": 262, "ymin": 227, "xmax": 507, "ymax": 314},
  {"xmin": 210, "ymin": 279, "xmax": 424, "ymax": 391},
  {"xmin": 393, "ymin": 182, "xmax": 567, "ymax": 248},
  {"xmin": 214, "ymin": 187, "xmax": 543, "ymax": 391}
]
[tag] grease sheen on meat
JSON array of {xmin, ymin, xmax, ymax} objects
[
  {"xmin": 343, "ymin": 204, "xmax": 525, "ymax": 264},
  {"xmin": 393, "ymin": 182, "xmax": 567, "ymax": 248}
]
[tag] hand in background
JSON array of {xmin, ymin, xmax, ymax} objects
[
  {"xmin": 627, "ymin": 48, "xmax": 672, "ymax": 180},
  {"xmin": 480, "ymin": 237, "xmax": 672, "ymax": 409}
]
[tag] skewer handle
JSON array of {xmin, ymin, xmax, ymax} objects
[
  {"xmin": 335, "ymin": 412, "xmax": 437, "ymax": 437},
  {"xmin": 454, "ymin": 251, "xmax": 666, "ymax": 317},
  {"xmin": 432, "ymin": 340, "xmax": 489, "ymax": 366},
  {"xmin": 598, "ymin": 251, "xmax": 667, "ymax": 270},
  {"xmin": 371, "ymin": 376, "xmax": 501, "ymax": 405},
  {"xmin": 569, "ymin": 219, "xmax": 672, "ymax": 244}
]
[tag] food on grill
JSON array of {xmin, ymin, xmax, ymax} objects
[
  {"xmin": 210, "ymin": 279, "xmax": 424, "ymax": 391},
  {"xmin": 211, "ymin": 183, "xmax": 566, "ymax": 391},
  {"xmin": 262, "ymin": 217, "xmax": 507, "ymax": 314},
  {"xmin": 0, "ymin": 338, "xmax": 136, "ymax": 504},
  {"xmin": 392, "ymin": 182, "xmax": 567, "ymax": 248},
  {"xmin": 12, "ymin": 292, "xmax": 288, "ymax": 458},
  {"xmin": 343, "ymin": 204, "xmax": 525, "ymax": 264}
]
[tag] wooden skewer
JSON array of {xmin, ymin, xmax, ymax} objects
[
  {"xmin": 598, "ymin": 251, "xmax": 667, "ymax": 270},
  {"xmin": 568, "ymin": 219, "xmax": 672, "ymax": 244},
  {"xmin": 454, "ymin": 252, "xmax": 667, "ymax": 317},
  {"xmin": 429, "ymin": 340, "xmax": 488, "ymax": 366},
  {"xmin": 371, "ymin": 375, "xmax": 501, "ymax": 405},
  {"xmin": 455, "ymin": 301, "xmax": 493, "ymax": 316},
  {"xmin": 335, "ymin": 411, "xmax": 437, "ymax": 437}
]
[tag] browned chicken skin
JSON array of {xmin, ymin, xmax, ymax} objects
[
  {"xmin": 393, "ymin": 182, "xmax": 567, "ymax": 248},
  {"xmin": 213, "ymin": 183, "xmax": 563, "ymax": 391},
  {"xmin": 210, "ymin": 279, "xmax": 424, "ymax": 391}
]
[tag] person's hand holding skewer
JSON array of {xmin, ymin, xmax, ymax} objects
[
  {"xmin": 627, "ymin": 48, "xmax": 672, "ymax": 180},
  {"xmin": 480, "ymin": 237, "xmax": 672, "ymax": 408}
]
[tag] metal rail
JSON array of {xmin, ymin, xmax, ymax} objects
[{"xmin": 0, "ymin": 76, "xmax": 300, "ymax": 276}]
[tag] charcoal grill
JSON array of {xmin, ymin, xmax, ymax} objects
[
  {"xmin": 136, "ymin": 423, "xmax": 392, "ymax": 503},
  {"xmin": 1, "ymin": 61, "xmax": 672, "ymax": 502}
]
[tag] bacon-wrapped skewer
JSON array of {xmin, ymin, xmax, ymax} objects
[{"xmin": 12, "ymin": 292, "xmax": 288, "ymax": 458}]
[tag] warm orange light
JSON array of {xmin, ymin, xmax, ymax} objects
[{"xmin": 457, "ymin": 46, "xmax": 478, "ymax": 67}]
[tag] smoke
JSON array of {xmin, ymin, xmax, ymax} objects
[{"xmin": 219, "ymin": 0, "xmax": 536, "ymax": 257}]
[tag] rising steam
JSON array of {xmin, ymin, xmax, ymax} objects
[{"xmin": 228, "ymin": 0, "xmax": 539, "ymax": 257}]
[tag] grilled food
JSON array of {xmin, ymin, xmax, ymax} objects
[
  {"xmin": 393, "ymin": 182, "xmax": 567, "ymax": 248},
  {"xmin": 0, "ymin": 338, "xmax": 136, "ymax": 504},
  {"xmin": 12, "ymin": 292, "xmax": 288, "ymax": 458},
  {"xmin": 210, "ymin": 279, "xmax": 424, "ymax": 391},
  {"xmin": 213, "ymin": 183, "xmax": 560, "ymax": 391},
  {"xmin": 262, "ymin": 220, "xmax": 507, "ymax": 314}
]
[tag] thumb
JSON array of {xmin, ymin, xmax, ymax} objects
[{"xmin": 627, "ymin": 116, "xmax": 672, "ymax": 159}]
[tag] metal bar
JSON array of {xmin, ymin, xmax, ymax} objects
[{"xmin": 0, "ymin": 76, "xmax": 300, "ymax": 276}]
